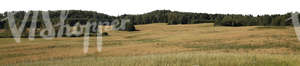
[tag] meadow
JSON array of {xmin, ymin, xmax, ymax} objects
[{"xmin": 1, "ymin": 23, "xmax": 300, "ymax": 66}]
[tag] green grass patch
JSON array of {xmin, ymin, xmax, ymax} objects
[
  {"xmin": 7, "ymin": 53, "xmax": 300, "ymax": 66},
  {"xmin": 136, "ymin": 39, "xmax": 161, "ymax": 43},
  {"xmin": 184, "ymin": 42, "xmax": 300, "ymax": 51},
  {"xmin": 255, "ymin": 26, "xmax": 287, "ymax": 29}
]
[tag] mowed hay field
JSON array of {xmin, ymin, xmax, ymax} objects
[{"xmin": 1, "ymin": 23, "xmax": 300, "ymax": 66}]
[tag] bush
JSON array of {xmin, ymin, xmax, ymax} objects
[
  {"xmin": 113, "ymin": 19, "xmax": 136, "ymax": 31},
  {"xmin": 102, "ymin": 32, "xmax": 109, "ymax": 36}
]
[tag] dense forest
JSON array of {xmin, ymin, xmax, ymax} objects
[
  {"xmin": 119, "ymin": 10, "xmax": 292, "ymax": 26},
  {"xmin": 0, "ymin": 10, "xmax": 294, "ymax": 30}
]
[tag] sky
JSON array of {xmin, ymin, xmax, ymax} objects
[{"xmin": 0, "ymin": 0, "xmax": 299, "ymax": 16}]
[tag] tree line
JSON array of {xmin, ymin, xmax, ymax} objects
[
  {"xmin": 0, "ymin": 10, "xmax": 134, "ymax": 37},
  {"xmin": 0, "ymin": 10, "xmax": 295, "ymax": 31},
  {"xmin": 119, "ymin": 10, "xmax": 293, "ymax": 26}
]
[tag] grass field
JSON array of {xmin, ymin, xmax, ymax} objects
[{"xmin": 1, "ymin": 23, "xmax": 300, "ymax": 66}]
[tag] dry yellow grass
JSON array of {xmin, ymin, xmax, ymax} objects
[{"xmin": 0, "ymin": 23, "xmax": 300, "ymax": 65}]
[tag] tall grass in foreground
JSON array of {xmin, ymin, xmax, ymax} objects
[{"xmin": 6, "ymin": 53, "xmax": 300, "ymax": 66}]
